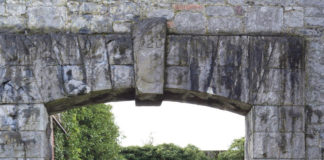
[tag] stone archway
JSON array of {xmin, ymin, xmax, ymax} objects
[{"xmin": 0, "ymin": 18, "xmax": 306, "ymax": 159}]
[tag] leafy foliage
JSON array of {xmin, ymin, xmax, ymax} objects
[
  {"xmin": 54, "ymin": 104, "xmax": 121, "ymax": 160},
  {"xmin": 121, "ymin": 143, "xmax": 214, "ymax": 160},
  {"xmin": 217, "ymin": 137, "xmax": 245, "ymax": 160}
]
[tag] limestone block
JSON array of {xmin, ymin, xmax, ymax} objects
[
  {"xmin": 246, "ymin": 6, "xmax": 283, "ymax": 32},
  {"xmin": 173, "ymin": 12, "xmax": 206, "ymax": 34},
  {"xmin": 306, "ymin": 146, "xmax": 321, "ymax": 159},
  {"xmin": 133, "ymin": 18, "xmax": 166, "ymax": 105},
  {"xmin": 82, "ymin": 35, "xmax": 108, "ymax": 66},
  {"xmin": 208, "ymin": 17, "xmax": 243, "ymax": 33},
  {"xmin": 79, "ymin": 2, "xmax": 108, "ymax": 14},
  {"xmin": 165, "ymin": 66, "xmax": 190, "ymax": 90},
  {"xmin": 25, "ymin": 34, "xmax": 57, "ymax": 66},
  {"xmin": 108, "ymin": 35, "xmax": 133, "ymax": 65},
  {"xmin": 253, "ymin": 132, "xmax": 280, "ymax": 159},
  {"xmin": 90, "ymin": 15, "xmax": 113, "ymax": 33},
  {"xmin": 248, "ymin": 36, "xmax": 304, "ymax": 69},
  {"xmin": 0, "ymin": 131, "xmax": 49, "ymax": 158},
  {"xmin": 305, "ymin": 17, "xmax": 324, "ymax": 27},
  {"xmin": 67, "ymin": 1, "xmax": 79, "ymax": 12},
  {"xmin": 279, "ymin": 133, "xmax": 305, "ymax": 159},
  {"xmin": 284, "ymin": 7, "xmax": 304, "ymax": 28},
  {"xmin": 147, "ymin": 8, "xmax": 174, "ymax": 20},
  {"xmin": 166, "ymin": 35, "xmax": 191, "ymax": 66},
  {"xmin": 306, "ymin": 39, "xmax": 324, "ymax": 105},
  {"xmin": 206, "ymin": 6, "xmax": 234, "ymax": 17},
  {"xmin": 86, "ymin": 63, "xmax": 112, "ymax": 91},
  {"xmin": 249, "ymin": 68, "xmax": 304, "ymax": 105},
  {"xmin": 69, "ymin": 14, "xmax": 91, "ymax": 33},
  {"xmin": 26, "ymin": 0, "xmax": 66, "ymax": 6},
  {"xmin": 308, "ymin": 105, "xmax": 324, "ymax": 124},
  {"xmin": 294, "ymin": 28, "xmax": 324, "ymax": 37},
  {"xmin": 113, "ymin": 22, "xmax": 131, "ymax": 33},
  {"xmin": 0, "ymin": 34, "xmax": 37, "ymax": 66},
  {"xmin": 0, "ymin": 5, "xmax": 4, "ymax": 16},
  {"xmin": 62, "ymin": 65, "xmax": 90, "ymax": 96},
  {"xmin": 260, "ymin": 0, "xmax": 303, "ymax": 6},
  {"xmin": 281, "ymin": 70, "xmax": 305, "ymax": 105},
  {"xmin": 27, "ymin": 6, "xmax": 67, "ymax": 31},
  {"xmin": 203, "ymin": 0, "xmax": 225, "ymax": 4},
  {"xmin": 188, "ymin": 36, "xmax": 212, "ymax": 93},
  {"xmin": 279, "ymin": 106, "xmax": 305, "ymax": 132},
  {"xmin": 0, "ymin": 66, "xmax": 42, "ymax": 103},
  {"xmin": 0, "ymin": 16, "xmax": 26, "ymax": 32},
  {"xmin": 110, "ymin": 65, "xmax": 134, "ymax": 89},
  {"xmin": 253, "ymin": 106, "xmax": 279, "ymax": 132},
  {"xmin": 305, "ymin": 7, "xmax": 324, "ymax": 17},
  {"xmin": 110, "ymin": 2, "xmax": 139, "ymax": 21},
  {"xmin": 306, "ymin": 127, "xmax": 320, "ymax": 146},
  {"xmin": 52, "ymin": 34, "xmax": 82, "ymax": 65},
  {"xmin": 301, "ymin": 0, "xmax": 324, "ymax": 7},
  {"xmin": 216, "ymin": 36, "xmax": 249, "ymax": 67},
  {"xmin": 0, "ymin": 104, "xmax": 48, "ymax": 131},
  {"xmin": 6, "ymin": 4, "xmax": 26, "ymax": 16},
  {"xmin": 227, "ymin": 0, "xmax": 245, "ymax": 5},
  {"xmin": 202, "ymin": 66, "xmax": 248, "ymax": 101},
  {"xmin": 33, "ymin": 66, "xmax": 65, "ymax": 102},
  {"xmin": 6, "ymin": 0, "xmax": 24, "ymax": 4}
]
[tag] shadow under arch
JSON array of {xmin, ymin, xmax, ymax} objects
[{"xmin": 45, "ymin": 87, "xmax": 252, "ymax": 115}]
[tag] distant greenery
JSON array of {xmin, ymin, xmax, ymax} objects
[
  {"xmin": 121, "ymin": 143, "xmax": 214, "ymax": 160},
  {"xmin": 54, "ymin": 104, "xmax": 121, "ymax": 160},
  {"xmin": 54, "ymin": 104, "xmax": 245, "ymax": 160},
  {"xmin": 217, "ymin": 137, "xmax": 245, "ymax": 160}
]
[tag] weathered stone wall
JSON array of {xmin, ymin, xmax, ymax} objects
[{"xmin": 0, "ymin": 0, "xmax": 322, "ymax": 160}]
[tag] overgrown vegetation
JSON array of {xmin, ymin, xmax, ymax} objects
[
  {"xmin": 54, "ymin": 104, "xmax": 121, "ymax": 160},
  {"xmin": 121, "ymin": 144, "xmax": 214, "ymax": 160},
  {"xmin": 217, "ymin": 137, "xmax": 245, "ymax": 160}
]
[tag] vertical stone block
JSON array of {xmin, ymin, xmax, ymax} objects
[
  {"xmin": 166, "ymin": 35, "xmax": 191, "ymax": 66},
  {"xmin": 133, "ymin": 18, "xmax": 166, "ymax": 105}
]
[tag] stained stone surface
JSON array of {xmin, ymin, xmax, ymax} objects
[
  {"xmin": 0, "ymin": 3, "xmax": 321, "ymax": 158},
  {"xmin": 0, "ymin": 104, "xmax": 50, "ymax": 158},
  {"xmin": 133, "ymin": 18, "xmax": 166, "ymax": 105}
]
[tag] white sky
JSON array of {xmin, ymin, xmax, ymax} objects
[{"xmin": 108, "ymin": 101, "xmax": 245, "ymax": 151}]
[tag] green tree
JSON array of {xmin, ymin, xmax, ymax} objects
[
  {"xmin": 54, "ymin": 104, "xmax": 121, "ymax": 160},
  {"xmin": 121, "ymin": 143, "xmax": 214, "ymax": 160},
  {"xmin": 217, "ymin": 137, "xmax": 245, "ymax": 160}
]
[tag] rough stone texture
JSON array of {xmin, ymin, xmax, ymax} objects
[
  {"xmin": 0, "ymin": 104, "xmax": 50, "ymax": 158},
  {"xmin": 207, "ymin": 17, "xmax": 243, "ymax": 33},
  {"xmin": 246, "ymin": 106, "xmax": 306, "ymax": 159},
  {"xmin": 133, "ymin": 18, "xmax": 166, "ymax": 105},
  {"xmin": 246, "ymin": 7, "xmax": 283, "ymax": 32},
  {"xmin": 166, "ymin": 35, "xmax": 305, "ymax": 111},
  {"xmin": 0, "ymin": 0, "xmax": 322, "ymax": 158},
  {"xmin": 173, "ymin": 12, "xmax": 206, "ymax": 34}
]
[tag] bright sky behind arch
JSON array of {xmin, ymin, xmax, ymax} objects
[{"xmin": 108, "ymin": 101, "xmax": 245, "ymax": 150}]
